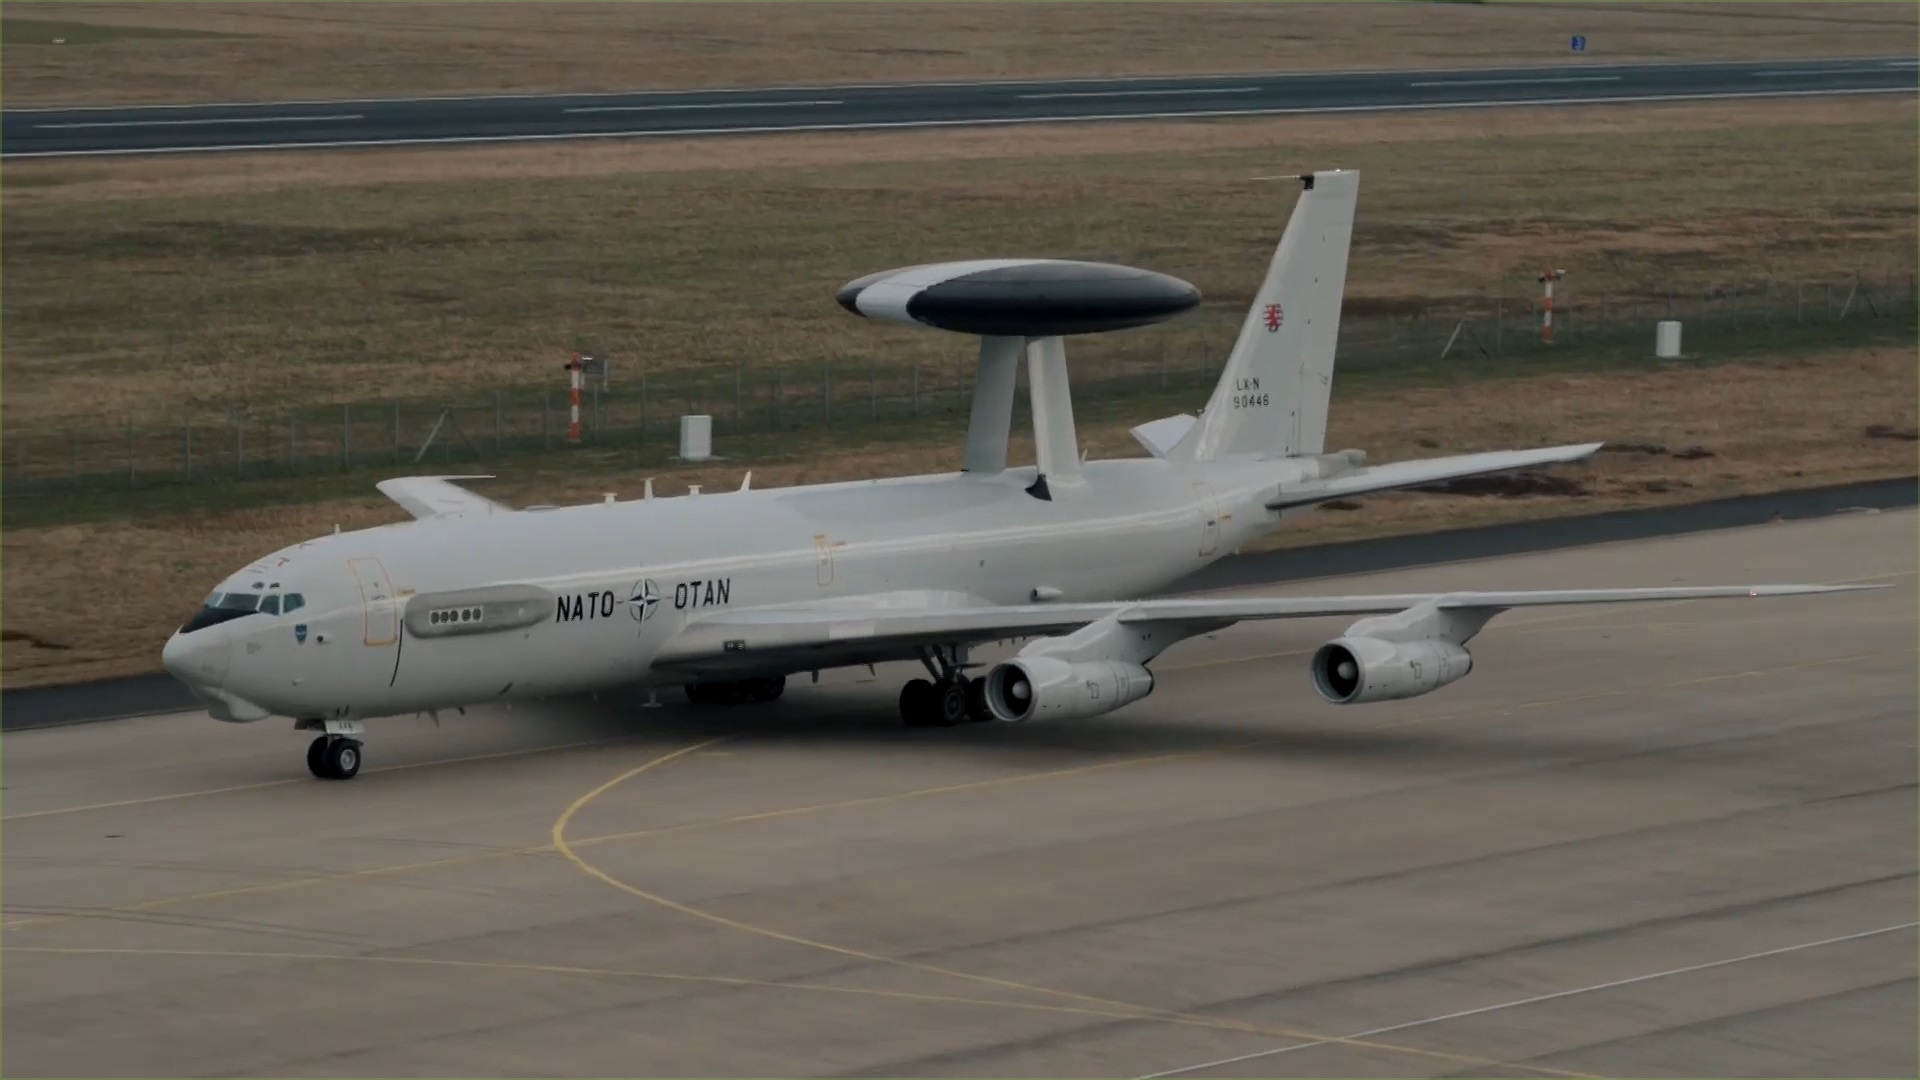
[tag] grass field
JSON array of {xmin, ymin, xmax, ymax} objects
[
  {"xmin": 4, "ymin": 97, "xmax": 1914, "ymax": 433},
  {"xmin": 3, "ymin": 2, "xmax": 1913, "ymax": 106}
]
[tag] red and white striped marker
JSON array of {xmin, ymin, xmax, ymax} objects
[
  {"xmin": 1539, "ymin": 268, "xmax": 1566, "ymax": 345},
  {"xmin": 565, "ymin": 353, "xmax": 583, "ymax": 443}
]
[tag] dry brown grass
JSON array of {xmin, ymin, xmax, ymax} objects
[
  {"xmin": 3, "ymin": 97, "xmax": 1913, "ymax": 430},
  {"xmin": 4, "ymin": 343, "xmax": 1911, "ymax": 688},
  {"xmin": 3, "ymin": 2, "xmax": 1913, "ymax": 107}
]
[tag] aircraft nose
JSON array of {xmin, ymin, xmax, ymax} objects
[{"xmin": 162, "ymin": 627, "xmax": 229, "ymax": 688}]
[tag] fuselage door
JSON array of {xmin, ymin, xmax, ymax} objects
[
  {"xmin": 349, "ymin": 557, "xmax": 399, "ymax": 646},
  {"xmin": 1193, "ymin": 481, "xmax": 1222, "ymax": 557},
  {"xmin": 814, "ymin": 535, "xmax": 836, "ymax": 587}
]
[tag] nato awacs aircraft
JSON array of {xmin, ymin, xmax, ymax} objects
[{"xmin": 163, "ymin": 170, "xmax": 1872, "ymax": 780}]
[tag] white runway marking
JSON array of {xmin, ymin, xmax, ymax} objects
[
  {"xmin": 33, "ymin": 114, "xmax": 362, "ymax": 130},
  {"xmin": 1018, "ymin": 87, "xmax": 1262, "ymax": 100},
  {"xmin": 1137, "ymin": 921, "xmax": 1920, "ymax": 1078},
  {"xmin": 1408, "ymin": 76, "xmax": 1622, "ymax": 88},
  {"xmin": 1754, "ymin": 68, "xmax": 1891, "ymax": 77},
  {"xmin": 565, "ymin": 99, "xmax": 842, "ymax": 114}
]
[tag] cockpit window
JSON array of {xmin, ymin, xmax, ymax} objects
[
  {"xmin": 260, "ymin": 595, "xmax": 281, "ymax": 616},
  {"xmin": 283, "ymin": 593, "xmax": 305, "ymax": 614},
  {"xmin": 179, "ymin": 591, "xmax": 263, "ymax": 635}
]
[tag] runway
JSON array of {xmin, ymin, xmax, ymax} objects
[
  {"xmin": 4, "ymin": 55, "xmax": 1914, "ymax": 158},
  {"xmin": 3, "ymin": 507, "xmax": 1914, "ymax": 1076}
]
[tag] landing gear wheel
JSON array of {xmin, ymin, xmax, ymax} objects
[
  {"xmin": 685, "ymin": 682, "xmax": 740, "ymax": 705},
  {"xmin": 900, "ymin": 679, "xmax": 936, "ymax": 726},
  {"xmin": 327, "ymin": 739, "xmax": 363, "ymax": 780},
  {"xmin": 309, "ymin": 736, "xmax": 363, "ymax": 780},
  {"xmin": 748, "ymin": 676, "xmax": 786, "ymax": 702},
  {"xmin": 934, "ymin": 680, "xmax": 969, "ymax": 726}
]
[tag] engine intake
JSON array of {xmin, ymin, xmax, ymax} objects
[
  {"xmin": 1310, "ymin": 636, "xmax": 1472, "ymax": 704},
  {"xmin": 983, "ymin": 656, "xmax": 1154, "ymax": 722}
]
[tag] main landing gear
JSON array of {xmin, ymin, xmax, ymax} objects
[
  {"xmin": 684, "ymin": 676, "xmax": 786, "ymax": 705},
  {"xmin": 900, "ymin": 645, "xmax": 991, "ymax": 727},
  {"xmin": 297, "ymin": 718, "xmax": 366, "ymax": 780}
]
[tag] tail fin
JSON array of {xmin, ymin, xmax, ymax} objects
[{"xmin": 1172, "ymin": 169, "xmax": 1359, "ymax": 461}]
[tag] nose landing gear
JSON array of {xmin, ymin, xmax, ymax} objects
[
  {"xmin": 296, "ymin": 718, "xmax": 367, "ymax": 780},
  {"xmin": 307, "ymin": 736, "xmax": 363, "ymax": 780}
]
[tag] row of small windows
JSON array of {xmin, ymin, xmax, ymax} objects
[{"xmin": 429, "ymin": 606, "xmax": 484, "ymax": 626}]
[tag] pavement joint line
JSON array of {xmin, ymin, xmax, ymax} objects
[
  {"xmin": 0, "ymin": 944, "xmax": 1289, "ymax": 1030},
  {"xmin": 3, "ymin": 647, "xmax": 1907, "ymax": 933},
  {"xmin": 0, "ymin": 736, "xmax": 623, "ymax": 822},
  {"xmin": 1135, "ymin": 921, "xmax": 1920, "ymax": 1078},
  {"xmin": 551, "ymin": 740, "xmax": 1599, "ymax": 1080}
]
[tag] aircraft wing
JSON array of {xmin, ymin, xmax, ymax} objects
[
  {"xmin": 649, "ymin": 583, "xmax": 1877, "ymax": 678},
  {"xmin": 1267, "ymin": 442, "xmax": 1604, "ymax": 510},
  {"xmin": 375, "ymin": 475, "xmax": 508, "ymax": 519}
]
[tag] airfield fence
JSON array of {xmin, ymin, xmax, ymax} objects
[{"xmin": 5, "ymin": 270, "xmax": 1915, "ymax": 498}]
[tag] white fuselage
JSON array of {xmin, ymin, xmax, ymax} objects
[{"xmin": 170, "ymin": 455, "xmax": 1304, "ymax": 724}]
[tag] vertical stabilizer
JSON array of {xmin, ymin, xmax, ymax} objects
[{"xmin": 1173, "ymin": 169, "xmax": 1358, "ymax": 461}]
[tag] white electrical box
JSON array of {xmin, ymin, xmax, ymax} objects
[
  {"xmin": 679, "ymin": 414, "xmax": 713, "ymax": 461},
  {"xmin": 1655, "ymin": 320, "xmax": 1683, "ymax": 359}
]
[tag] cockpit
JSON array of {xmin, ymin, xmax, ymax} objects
[{"xmin": 179, "ymin": 582, "xmax": 307, "ymax": 634}]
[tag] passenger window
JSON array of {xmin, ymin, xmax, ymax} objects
[
  {"xmin": 260, "ymin": 595, "xmax": 281, "ymax": 616},
  {"xmin": 283, "ymin": 593, "xmax": 305, "ymax": 613}
]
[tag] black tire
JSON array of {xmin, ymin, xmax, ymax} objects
[
  {"xmin": 748, "ymin": 676, "xmax": 786, "ymax": 702},
  {"xmin": 684, "ymin": 683, "xmax": 712, "ymax": 705},
  {"xmin": 935, "ymin": 680, "xmax": 969, "ymax": 726},
  {"xmin": 324, "ymin": 738, "xmax": 362, "ymax": 780},
  {"xmin": 899, "ymin": 679, "xmax": 935, "ymax": 726},
  {"xmin": 306, "ymin": 736, "xmax": 330, "ymax": 778},
  {"xmin": 711, "ymin": 682, "xmax": 750, "ymax": 705}
]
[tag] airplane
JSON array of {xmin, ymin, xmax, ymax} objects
[{"xmin": 161, "ymin": 169, "xmax": 1876, "ymax": 781}]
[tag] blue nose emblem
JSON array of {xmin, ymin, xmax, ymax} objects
[{"xmin": 294, "ymin": 623, "xmax": 309, "ymax": 644}]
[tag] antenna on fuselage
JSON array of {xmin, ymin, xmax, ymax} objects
[
  {"xmin": 643, "ymin": 477, "xmax": 654, "ymax": 500},
  {"xmin": 740, "ymin": 471, "xmax": 752, "ymax": 492},
  {"xmin": 835, "ymin": 259, "xmax": 1199, "ymax": 499}
]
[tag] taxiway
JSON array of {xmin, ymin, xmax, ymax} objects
[{"xmin": 4, "ymin": 55, "xmax": 1914, "ymax": 157}]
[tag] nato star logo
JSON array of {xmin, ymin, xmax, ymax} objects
[{"xmin": 627, "ymin": 579, "xmax": 662, "ymax": 622}]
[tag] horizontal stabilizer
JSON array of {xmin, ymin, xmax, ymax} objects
[
  {"xmin": 1267, "ymin": 442, "xmax": 1604, "ymax": 510},
  {"xmin": 375, "ymin": 475, "xmax": 507, "ymax": 520},
  {"xmin": 1130, "ymin": 415, "xmax": 1197, "ymax": 459}
]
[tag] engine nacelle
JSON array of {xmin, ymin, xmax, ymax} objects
[
  {"xmin": 982, "ymin": 656, "xmax": 1154, "ymax": 723},
  {"xmin": 1309, "ymin": 636, "xmax": 1473, "ymax": 704}
]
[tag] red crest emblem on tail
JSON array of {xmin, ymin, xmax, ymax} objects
[{"xmin": 1262, "ymin": 303, "xmax": 1283, "ymax": 332}]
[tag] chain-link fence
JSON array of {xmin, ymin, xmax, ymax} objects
[{"xmin": 5, "ymin": 270, "xmax": 1914, "ymax": 497}]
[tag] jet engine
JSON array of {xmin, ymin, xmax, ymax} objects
[
  {"xmin": 982, "ymin": 656, "xmax": 1154, "ymax": 723},
  {"xmin": 1309, "ymin": 636, "xmax": 1472, "ymax": 704}
]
